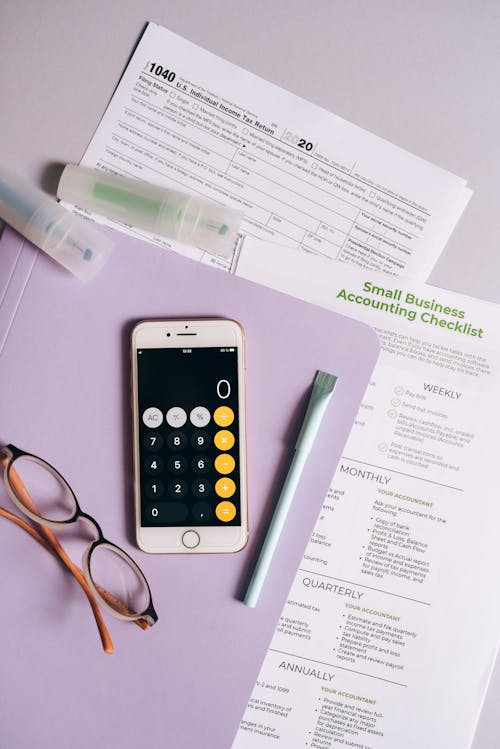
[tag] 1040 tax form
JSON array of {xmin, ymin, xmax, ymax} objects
[{"xmin": 74, "ymin": 22, "xmax": 470, "ymax": 279}]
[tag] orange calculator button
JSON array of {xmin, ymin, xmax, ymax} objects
[
  {"xmin": 215, "ymin": 477, "xmax": 236, "ymax": 499},
  {"xmin": 214, "ymin": 453, "xmax": 236, "ymax": 475},
  {"xmin": 213, "ymin": 406, "xmax": 234, "ymax": 427},
  {"xmin": 214, "ymin": 429, "xmax": 235, "ymax": 451},
  {"xmin": 215, "ymin": 501, "xmax": 237, "ymax": 522}
]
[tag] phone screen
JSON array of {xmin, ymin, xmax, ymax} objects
[{"xmin": 136, "ymin": 346, "xmax": 242, "ymax": 528}]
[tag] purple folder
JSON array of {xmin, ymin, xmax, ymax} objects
[{"xmin": 0, "ymin": 226, "xmax": 379, "ymax": 749}]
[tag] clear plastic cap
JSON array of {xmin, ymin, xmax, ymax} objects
[
  {"xmin": 58, "ymin": 164, "xmax": 242, "ymax": 258},
  {"xmin": 0, "ymin": 163, "xmax": 113, "ymax": 281},
  {"xmin": 165, "ymin": 194, "xmax": 243, "ymax": 257},
  {"xmin": 26, "ymin": 208, "xmax": 113, "ymax": 281}
]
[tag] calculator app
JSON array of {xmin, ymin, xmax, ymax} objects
[{"xmin": 137, "ymin": 347, "xmax": 241, "ymax": 527}]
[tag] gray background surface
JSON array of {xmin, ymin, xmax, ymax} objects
[{"xmin": 1, "ymin": 1, "xmax": 499, "ymax": 746}]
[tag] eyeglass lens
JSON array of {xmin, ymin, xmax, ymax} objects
[
  {"xmin": 88, "ymin": 544, "xmax": 151, "ymax": 618},
  {"xmin": 9, "ymin": 455, "xmax": 77, "ymax": 522}
]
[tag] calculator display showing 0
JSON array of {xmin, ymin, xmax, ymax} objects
[{"xmin": 137, "ymin": 347, "xmax": 241, "ymax": 527}]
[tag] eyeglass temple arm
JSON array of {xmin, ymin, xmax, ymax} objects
[
  {"xmin": 1, "ymin": 456, "xmax": 115, "ymax": 654},
  {"xmin": 0, "ymin": 506, "xmax": 56, "ymax": 554}
]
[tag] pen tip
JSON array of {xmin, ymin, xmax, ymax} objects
[{"xmin": 315, "ymin": 370, "xmax": 338, "ymax": 394}]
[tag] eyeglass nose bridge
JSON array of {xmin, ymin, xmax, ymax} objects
[{"xmin": 77, "ymin": 510, "xmax": 105, "ymax": 542}]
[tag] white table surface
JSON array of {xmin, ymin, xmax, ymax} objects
[{"xmin": 1, "ymin": 1, "xmax": 499, "ymax": 746}]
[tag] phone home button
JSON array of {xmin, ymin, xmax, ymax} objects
[{"xmin": 182, "ymin": 530, "xmax": 200, "ymax": 549}]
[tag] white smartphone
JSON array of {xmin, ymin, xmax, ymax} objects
[{"xmin": 131, "ymin": 318, "xmax": 248, "ymax": 553}]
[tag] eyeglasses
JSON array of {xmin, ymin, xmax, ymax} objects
[{"xmin": 0, "ymin": 444, "xmax": 158, "ymax": 654}]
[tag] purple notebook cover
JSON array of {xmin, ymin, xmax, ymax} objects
[{"xmin": 0, "ymin": 226, "xmax": 379, "ymax": 749}]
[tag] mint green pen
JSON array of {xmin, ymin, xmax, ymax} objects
[{"xmin": 244, "ymin": 371, "xmax": 338, "ymax": 607}]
